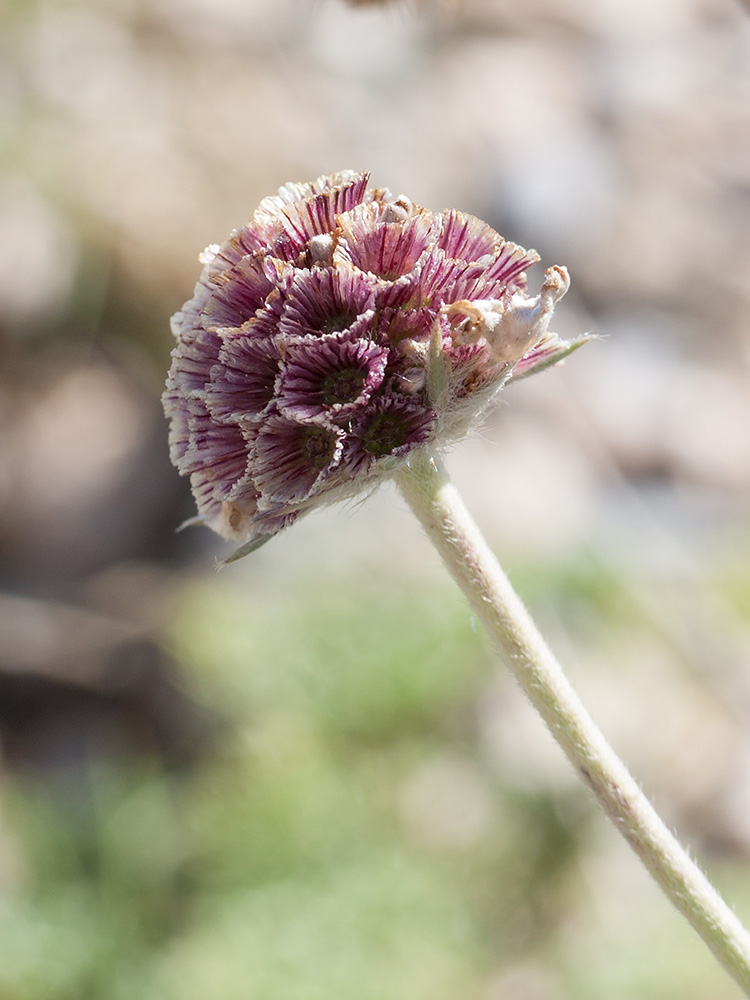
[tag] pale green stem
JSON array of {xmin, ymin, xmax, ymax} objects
[{"xmin": 395, "ymin": 449, "xmax": 750, "ymax": 997}]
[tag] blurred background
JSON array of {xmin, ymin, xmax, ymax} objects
[{"xmin": 2, "ymin": 0, "xmax": 750, "ymax": 996}]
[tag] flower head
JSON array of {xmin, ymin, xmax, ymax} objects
[{"xmin": 164, "ymin": 170, "xmax": 584, "ymax": 557}]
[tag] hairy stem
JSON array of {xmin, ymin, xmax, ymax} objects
[{"xmin": 396, "ymin": 449, "xmax": 750, "ymax": 996}]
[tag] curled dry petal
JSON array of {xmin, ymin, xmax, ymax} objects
[
  {"xmin": 252, "ymin": 413, "xmax": 345, "ymax": 504},
  {"xmin": 275, "ymin": 337, "xmax": 389, "ymax": 424},
  {"xmin": 279, "ymin": 264, "xmax": 378, "ymax": 338},
  {"xmin": 163, "ymin": 171, "xmax": 582, "ymax": 556},
  {"xmin": 436, "ymin": 209, "xmax": 502, "ymax": 261},
  {"xmin": 201, "ymin": 255, "xmax": 276, "ymax": 331},
  {"xmin": 335, "ymin": 201, "xmax": 436, "ymax": 280},
  {"xmin": 206, "ymin": 335, "xmax": 282, "ymax": 424}
]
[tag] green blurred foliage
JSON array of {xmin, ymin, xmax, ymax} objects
[{"xmin": 1, "ymin": 566, "xmax": 747, "ymax": 999}]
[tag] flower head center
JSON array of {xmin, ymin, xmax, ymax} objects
[
  {"xmin": 303, "ymin": 426, "xmax": 337, "ymax": 468},
  {"xmin": 320, "ymin": 310, "xmax": 357, "ymax": 334},
  {"xmin": 361, "ymin": 411, "xmax": 408, "ymax": 455},
  {"xmin": 321, "ymin": 368, "xmax": 367, "ymax": 405}
]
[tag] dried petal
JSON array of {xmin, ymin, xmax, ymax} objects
[
  {"xmin": 336, "ymin": 201, "xmax": 436, "ymax": 280},
  {"xmin": 436, "ymin": 208, "xmax": 501, "ymax": 261},
  {"xmin": 253, "ymin": 170, "xmax": 370, "ymax": 233},
  {"xmin": 276, "ymin": 337, "xmax": 389, "ymax": 424},
  {"xmin": 252, "ymin": 413, "xmax": 345, "ymax": 504},
  {"xmin": 206, "ymin": 335, "xmax": 283, "ymax": 424},
  {"xmin": 201, "ymin": 254, "xmax": 276, "ymax": 331},
  {"xmin": 278, "ymin": 264, "xmax": 379, "ymax": 339}
]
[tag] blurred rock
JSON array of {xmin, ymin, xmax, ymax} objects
[
  {"xmin": 0, "ymin": 590, "xmax": 217, "ymax": 776},
  {"xmin": 0, "ymin": 355, "xmax": 195, "ymax": 582}
]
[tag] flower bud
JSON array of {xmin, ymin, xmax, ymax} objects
[{"xmin": 163, "ymin": 171, "xmax": 584, "ymax": 557}]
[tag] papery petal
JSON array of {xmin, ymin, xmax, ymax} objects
[
  {"xmin": 446, "ymin": 341, "xmax": 499, "ymax": 395},
  {"xmin": 378, "ymin": 305, "xmax": 436, "ymax": 347},
  {"xmin": 371, "ymin": 272, "xmax": 422, "ymax": 311},
  {"xmin": 163, "ymin": 389, "xmax": 196, "ymax": 466},
  {"xmin": 254, "ymin": 172, "xmax": 372, "ymax": 261},
  {"xmin": 181, "ymin": 409, "xmax": 250, "ymax": 488},
  {"xmin": 170, "ymin": 249, "xmax": 220, "ymax": 343},
  {"xmin": 252, "ymin": 414, "xmax": 345, "ymax": 504},
  {"xmin": 418, "ymin": 249, "xmax": 488, "ymax": 306},
  {"xmin": 477, "ymin": 240, "xmax": 540, "ymax": 292},
  {"xmin": 420, "ymin": 240, "xmax": 539, "ymax": 306},
  {"xmin": 436, "ymin": 209, "xmax": 502, "ymax": 261},
  {"xmin": 201, "ymin": 254, "xmax": 277, "ymax": 330},
  {"xmin": 278, "ymin": 177, "xmax": 371, "ymax": 248},
  {"xmin": 278, "ymin": 264, "xmax": 379, "ymax": 338},
  {"xmin": 232, "ymin": 290, "xmax": 286, "ymax": 338},
  {"xmin": 208, "ymin": 225, "xmax": 266, "ymax": 269},
  {"xmin": 253, "ymin": 170, "xmax": 370, "ymax": 231},
  {"xmin": 206, "ymin": 334, "xmax": 283, "ymax": 424},
  {"xmin": 276, "ymin": 337, "xmax": 389, "ymax": 423},
  {"xmin": 335, "ymin": 202, "xmax": 435, "ymax": 280},
  {"xmin": 172, "ymin": 235, "xmax": 274, "ymax": 343},
  {"xmin": 165, "ymin": 328, "xmax": 222, "ymax": 396},
  {"xmin": 164, "ymin": 329, "xmax": 223, "ymax": 462},
  {"xmin": 171, "ymin": 407, "xmax": 258, "ymax": 539}
]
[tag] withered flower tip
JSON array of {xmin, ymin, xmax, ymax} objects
[{"xmin": 163, "ymin": 170, "xmax": 584, "ymax": 557}]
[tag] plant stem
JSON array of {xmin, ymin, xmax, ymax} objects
[{"xmin": 395, "ymin": 449, "xmax": 750, "ymax": 996}]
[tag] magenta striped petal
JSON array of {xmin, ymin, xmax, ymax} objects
[
  {"xmin": 177, "ymin": 407, "xmax": 260, "ymax": 533},
  {"xmin": 255, "ymin": 172, "xmax": 372, "ymax": 260},
  {"xmin": 278, "ymin": 264, "xmax": 379, "ymax": 339},
  {"xmin": 165, "ymin": 328, "xmax": 221, "ymax": 397},
  {"xmin": 206, "ymin": 335, "xmax": 283, "ymax": 424},
  {"xmin": 181, "ymin": 409, "xmax": 249, "ymax": 484},
  {"xmin": 436, "ymin": 209, "xmax": 501, "ymax": 261},
  {"xmin": 418, "ymin": 249, "xmax": 488, "ymax": 305},
  {"xmin": 252, "ymin": 413, "xmax": 345, "ymax": 503},
  {"xmin": 253, "ymin": 171, "xmax": 370, "ymax": 231},
  {"xmin": 336, "ymin": 202, "xmax": 435, "ymax": 280},
  {"xmin": 201, "ymin": 255, "xmax": 276, "ymax": 330},
  {"xmin": 377, "ymin": 305, "xmax": 436, "ymax": 347},
  {"xmin": 276, "ymin": 337, "xmax": 389, "ymax": 424},
  {"xmin": 478, "ymin": 240, "xmax": 540, "ymax": 290}
]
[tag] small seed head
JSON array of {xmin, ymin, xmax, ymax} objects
[{"xmin": 163, "ymin": 171, "xmax": 584, "ymax": 556}]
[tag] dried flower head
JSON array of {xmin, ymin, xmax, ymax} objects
[{"xmin": 164, "ymin": 170, "xmax": 584, "ymax": 557}]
